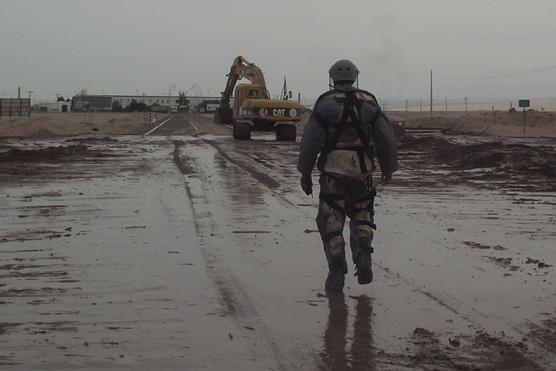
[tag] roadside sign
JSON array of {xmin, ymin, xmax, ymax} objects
[
  {"xmin": 518, "ymin": 99, "xmax": 530, "ymax": 136},
  {"xmin": 518, "ymin": 99, "xmax": 530, "ymax": 108}
]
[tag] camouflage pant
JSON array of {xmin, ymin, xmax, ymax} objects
[{"xmin": 316, "ymin": 174, "xmax": 375, "ymax": 274}]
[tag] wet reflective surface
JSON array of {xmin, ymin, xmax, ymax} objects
[
  {"xmin": 0, "ymin": 113, "xmax": 555, "ymax": 369},
  {"xmin": 320, "ymin": 294, "xmax": 375, "ymax": 371}
]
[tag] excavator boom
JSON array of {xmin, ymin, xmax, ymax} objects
[{"xmin": 220, "ymin": 56, "xmax": 266, "ymax": 109}]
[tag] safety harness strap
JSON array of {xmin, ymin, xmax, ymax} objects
[
  {"xmin": 319, "ymin": 192, "xmax": 346, "ymax": 214},
  {"xmin": 345, "ymin": 95, "xmax": 371, "ymax": 174},
  {"xmin": 351, "ymin": 193, "xmax": 377, "ymax": 230},
  {"xmin": 317, "ymin": 91, "xmax": 378, "ymax": 176},
  {"xmin": 354, "ymin": 192, "xmax": 374, "ymax": 203},
  {"xmin": 354, "ymin": 220, "xmax": 377, "ymax": 229},
  {"xmin": 324, "ymin": 230, "xmax": 344, "ymax": 243}
]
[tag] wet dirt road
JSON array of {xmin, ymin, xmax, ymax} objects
[{"xmin": 1, "ymin": 113, "xmax": 555, "ymax": 370}]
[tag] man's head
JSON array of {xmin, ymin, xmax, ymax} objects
[{"xmin": 329, "ymin": 59, "xmax": 359, "ymax": 85}]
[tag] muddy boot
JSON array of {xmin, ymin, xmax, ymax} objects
[
  {"xmin": 325, "ymin": 256, "xmax": 347, "ymax": 292},
  {"xmin": 325, "ymin": 270, "xmax": 345, "ymax": 292},
  {"xmin": 354, "ymin": 250, "xmax": 373, "ymax": 285}
]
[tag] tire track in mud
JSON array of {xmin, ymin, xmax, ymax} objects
[
  {"xmin": 180, "ymin": 116, "xmax": 556, "ymax": 368},
  {"xmin": 172, "ymin": 140, "xmax": 290, "ymax": 371},
  {"xmin": 183, "ymin": 116, "xmax": 299, "ymax": 210},
  {"xmin": 183, "ymin": 115, "xmax": 280, "ymax": 188},
  {"xmin": 202, "ymin": 139, "xmax": 280, "ymax": 189}
]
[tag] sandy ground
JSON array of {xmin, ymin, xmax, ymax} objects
[
  {"xmin": 0, "ymin": 112, "xmax": 169, "ymax": 138},
  {"xmin": 297, "ymin": 109, "xmax": 556, "ymax": 138},
  {"xmin": 388, "ymin": 110, "xmax": 556, "ymax": 138},
  {"xmin": 0, "ymin": 113, "xmax": 555, "ymax": 370}
]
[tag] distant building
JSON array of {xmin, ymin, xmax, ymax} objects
[
  {"xmin": 71, "ymin": 95, "xmax": 112, "ymax": 112},
  {"xmin": 71, "ymin": 94, "xmax": 221, "ymax": 112},
  {"xmin": 196, "ymin": 99, "xmax": 220, "ymax": 113},
  {"xmin": 34, "ymin": 101, "xmax": 71, "ymax": 113}
]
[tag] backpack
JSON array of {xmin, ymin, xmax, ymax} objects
[{"xmin": 313, "ymin": 89, "xmax": 382, "ymax": 179}]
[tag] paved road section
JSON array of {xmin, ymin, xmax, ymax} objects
[{"xmin": 0, "ymin": 114, "xmax": 555, "ymax": 370}]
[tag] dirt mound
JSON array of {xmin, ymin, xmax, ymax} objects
[
  {"xmin": 448, "ymin": 142, "xmax": 556, "ymax": 177},
  {"xmin": 0, "ymin": 144, "xmax": 96, "ymax": 162},
  {"xmin": 400, "ymin": 135, "xmax": 556, "ymax": 178},
  {"xmin": 399, "ymin": 134, "xmax": 455, "ymax": 151}
]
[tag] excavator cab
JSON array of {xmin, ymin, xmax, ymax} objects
[{"xmin": 233, "ymin": 85, "xmax": 269, "ymax": 114}]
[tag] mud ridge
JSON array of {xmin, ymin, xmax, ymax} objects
[
  {"xmin": 406, "ymin": 328, "xmax": 543, "ymax": 370},
  {"xmin": 398, "ymin": 134, "xmax": 556, "ymax": 191},
  {"xmin": 0, "ymin": 144, "xmax": 108, "ymax": 162},
  {"xmin": 401, "ymin": 135, "xmax": 556, "ymax": 176},
  {"xmin": 528, "ymin": 317, "xmax": 556, "ymax": 353}
]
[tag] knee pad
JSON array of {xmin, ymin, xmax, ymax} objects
[
  {"xmin": 355, "ymin": 225, "xmax": 373, "ymax": 242},
  {"xmin": 328, "ymin": 237, "xmax": 345, "ymax": 258}
]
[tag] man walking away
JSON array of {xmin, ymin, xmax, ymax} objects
[{"xmin": 297, "ymin": 59, "xmax": 398, "ymax": 292}]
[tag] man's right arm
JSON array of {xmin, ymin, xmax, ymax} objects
[{"xmin": 297, "ymin": 114, "xmax": 326, "ymax": 177}]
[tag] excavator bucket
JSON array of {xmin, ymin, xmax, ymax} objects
[{"xmin": 214, "ymin": 106, "xmax": 233, "ymax": 125}]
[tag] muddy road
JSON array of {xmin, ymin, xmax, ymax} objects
[{"xmin": 1, "ymin": 113, "xmax": 555, "ymax": 370}]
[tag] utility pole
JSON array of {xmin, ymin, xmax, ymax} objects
[
  {"xmin": 464, "ymin": 97, "xmax": 468, "ymax": 112},
  {"xmin": 18, "ymin": 87, "xmax": 22, "ymax": 117},
  {"xmin": 419, "ymin": 98, "xmax": 422, "ymax": 112},
  {"xmin": 430, "ymin": 70, "xmax": 433, "ymax": 118},
  {"xmin": 445, "ymin": 96, "xmax": 448, "ymax": 113},
  {"xmin": 26, "ymin": 90, "xmax": 33, "ymax": 118},
  {"xmin": 523, "ymin": 107, "xmax": 527, "ymax": 135},
  {"xmin": 405, "ymin": 99, "xmax": 409, "ymax": 112}
]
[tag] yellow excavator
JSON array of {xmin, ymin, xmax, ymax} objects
[{"xmin": 214, "ymin": 56, "xmax": 301, "ymax": 141}]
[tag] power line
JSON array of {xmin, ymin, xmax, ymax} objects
[
  {"xmin": 437, "ymin": 63, "xmax": 556, "ymax": 80},
  {"xmin": 381, "ymin": 76, "xmax": 429, "ymax": 95}
]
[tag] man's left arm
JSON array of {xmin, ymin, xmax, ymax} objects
[{"xmin": 368, "ymin": 109, "xmax": 399, "ymax": 183}]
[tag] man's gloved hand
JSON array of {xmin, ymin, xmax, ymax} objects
[
  {"xmin": 381, "ymin": 172, "xmax": 393, "ymax": 185},
  {"xmin": 300, "ymin": 174, "xmax": 313, "ymax": 195}
]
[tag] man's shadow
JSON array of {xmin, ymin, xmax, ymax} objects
[{"xmin": 321, "ymin": 294, "xmax": 375, "ymax": 371}]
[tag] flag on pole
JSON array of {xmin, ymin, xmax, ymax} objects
[{"xmin": 281, "ymin": 76, "xmax": 288, "ymax": 100}]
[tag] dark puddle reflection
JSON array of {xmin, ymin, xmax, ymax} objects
[{"xmin": 321, "ymin": 294, "xmax": 375, "ymax": 371}]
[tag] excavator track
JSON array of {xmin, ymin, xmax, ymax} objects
[{"xmin": 232, "ymin": 121, "xmax": 252, "ymax": 140}]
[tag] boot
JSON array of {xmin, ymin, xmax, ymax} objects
[
  {"xmin": 324, "ymin": 254, "xmax": 347, "ymax": 292},
  {"xmin": 325, "ymin": 270, "xmax": 345, "ymax": 292},
  {"xmin": 355, "ymin": 250, "xmax": 373, "ymax": 285}
]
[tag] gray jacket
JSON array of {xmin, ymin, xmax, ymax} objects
[{"xmin": 297, "ymin": 84, "xmax": 399, "ymax": 177}]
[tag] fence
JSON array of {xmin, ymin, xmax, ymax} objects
[
  {"xmin": 381, "ymin": 97, "xmax": 556, "ymax": 113},
  {"xmin": 0, "ymin": 98, "xmax": 31, "ymax": 119}
]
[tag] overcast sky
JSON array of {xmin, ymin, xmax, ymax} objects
[{"xmin": 1, "ymin": 0, "xmax": 556, "ymax": 103}]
